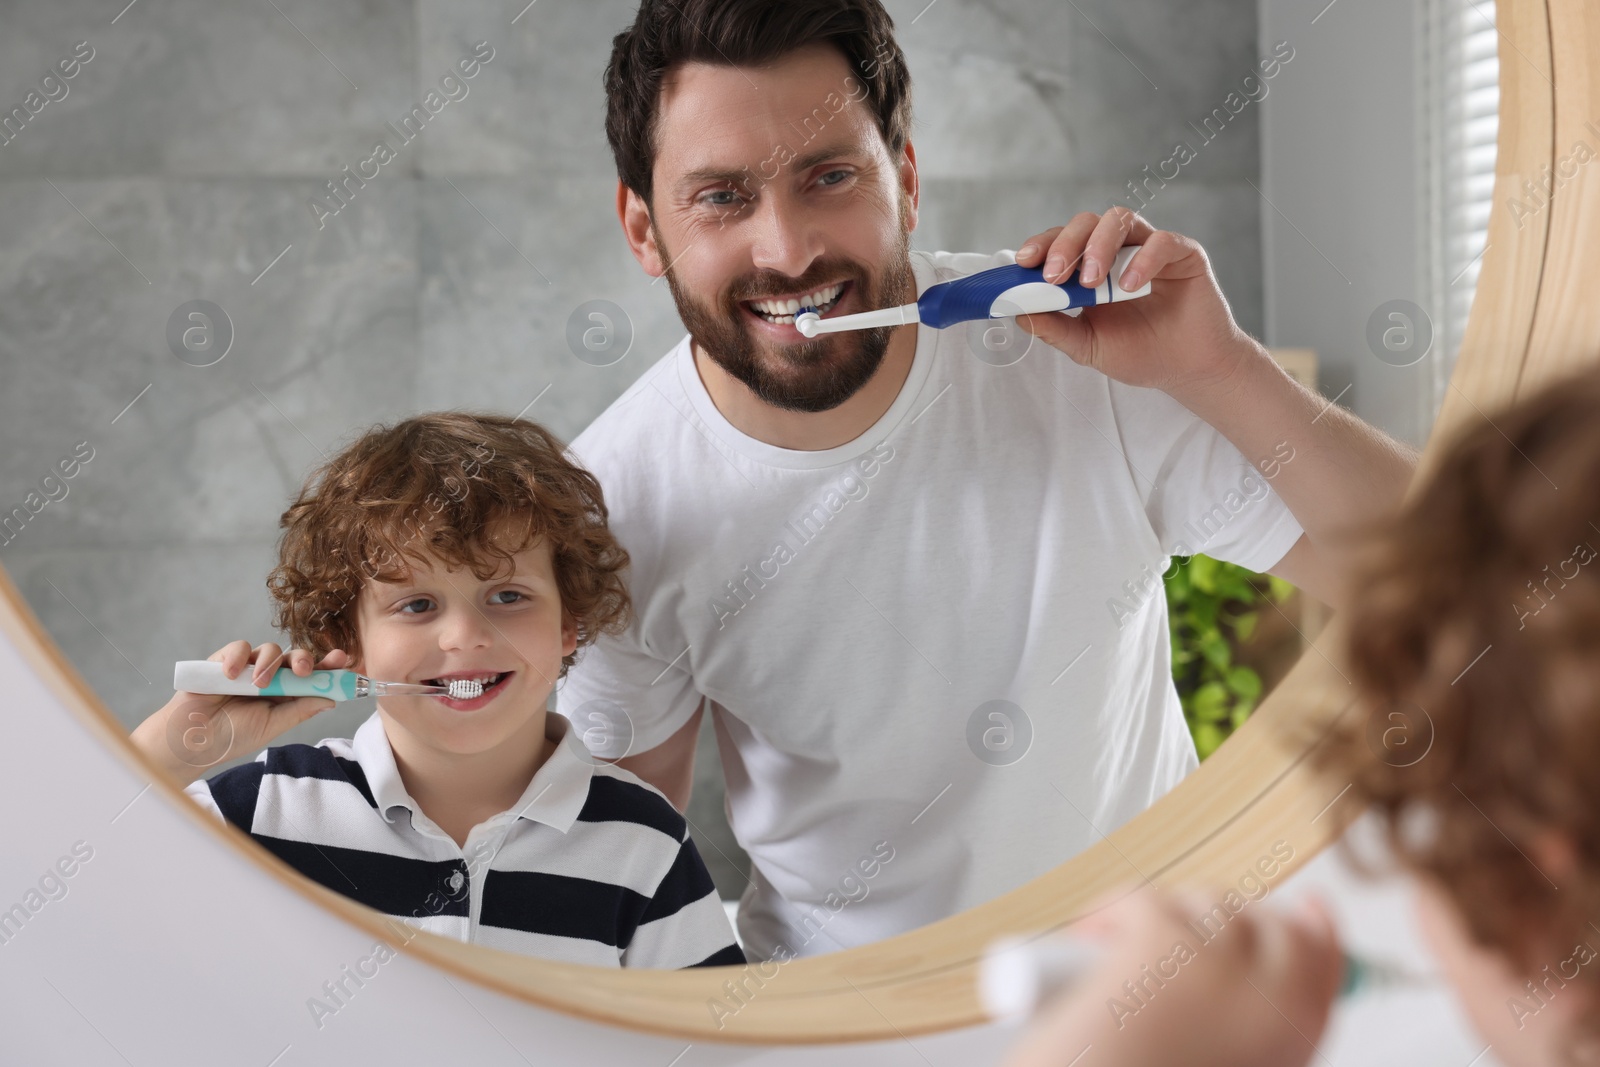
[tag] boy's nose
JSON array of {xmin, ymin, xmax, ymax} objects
[{"xmin": 437, "ymin": 606, "xmax": 495, "ymax": 651}]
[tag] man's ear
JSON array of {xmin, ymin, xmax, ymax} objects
[
  {"xmin": 617, "ymin": 180, "xmax": 665, "ymax": 276},
  {"xmin": 898, "ymin": 138, "xmax": 919, "ymax": 234}
]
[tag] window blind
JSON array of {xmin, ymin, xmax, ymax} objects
[{"xmin": 1418, "ymin": 0, "xmax": 1500, "ymax": 434}]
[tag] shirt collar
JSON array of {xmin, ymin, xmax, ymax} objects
[
  {"xmin": 499, "ymin": 712, "xmax": 593, "ymax": 833},
  {"xmin": 350, "ymin": 710, "xmax": 593, "ymax": 834}
]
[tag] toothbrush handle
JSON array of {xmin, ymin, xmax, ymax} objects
[
  {"xmin": 173, "ymin": 660, "xmax": 361, "ymax": 701},
  {"xmin": 917, "ymin": 246, "xmax": 1150, "ymax": 329},
  {"xmin": 981, "ymin": 935, "xmax": 1381, "ymax": 1020}
]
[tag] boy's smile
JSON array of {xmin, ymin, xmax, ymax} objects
[{"xmin": 421, "ymin": 668, "xmax": 517, "ymax": 711}]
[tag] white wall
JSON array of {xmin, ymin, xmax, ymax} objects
[{"xmin": 1261, "ymin": 0, "xmax": 1435, "ymax": 446}]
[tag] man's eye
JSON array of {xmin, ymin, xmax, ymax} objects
[
  {"xmin": 704, "ymin": 190, "xmax": 742, "ymax": 208},
  {"xmin": 818, "ymin": 170, "xmax": 851, "ymax": 187},
  {"xmin": 398, "ymin": 598, "xmax": 432, "ymax": 614}
]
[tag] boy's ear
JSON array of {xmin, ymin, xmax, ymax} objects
[
  {"xmin": 561, "ymin": 611, "xmax": 579, "ymax": 658},
  {"xmin": 1529, "ymin": 830, "xmax": 1578, "ymax": 884}
]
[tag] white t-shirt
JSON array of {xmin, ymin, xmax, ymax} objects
[{"xmin": 557, "ymin": 248, "xmax": 1304, "ymax": 960}]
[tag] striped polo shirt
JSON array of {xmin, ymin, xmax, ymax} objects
[{"xmin": 183, "ymin": 710, "xmax": 744, "ymax": 969}]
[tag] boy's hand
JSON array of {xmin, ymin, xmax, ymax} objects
[
  {"xmin": 130, "ymin": 640, "xmax": 349, "ymax": 787},
  {"xmin": 1001, "ymin": 883, "xmax": 1343, "ymax": 1067}
]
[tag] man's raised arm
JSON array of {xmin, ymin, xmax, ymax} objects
[{"xmin": 1013, "ymin": 209, "xmax": 1419, "ymax": 610}]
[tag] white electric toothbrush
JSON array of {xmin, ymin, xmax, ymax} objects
[
  {"xmin": 979, "ymin": 932, "xmax": 1424, "ymax": 1022},
  {"xmin": 794, "ymin": 245, "xmax": 1151, "ymax": 338},
  {"xmin": 172, "ymin": 661, "xmax": 486, "ymax": 701}
]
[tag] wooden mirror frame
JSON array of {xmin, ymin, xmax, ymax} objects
[{"xmin": 2, "ymin": 0, "xmax": 1588, "ymax": 1045}]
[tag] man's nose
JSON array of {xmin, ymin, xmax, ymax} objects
[{"xmin": 748, "ymin": 194, "xmax": 824, "ymax": 280}]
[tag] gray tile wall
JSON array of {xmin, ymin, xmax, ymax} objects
[{"xmin": 0, "ymin": 0, "xmax": 1261, "ymax": 897}]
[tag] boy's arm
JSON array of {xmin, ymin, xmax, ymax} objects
[
  {"xmin": 608, "ymin": 698, "xmax": 703, "ymax": 813},
  {"xmin": 130, "ymin": 709, "xmax": 214, "ymax": 788}
]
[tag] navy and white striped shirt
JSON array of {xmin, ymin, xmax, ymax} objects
[{"xmin": 184, "ymin": 710, "xmax": 744, "ymax": 969}]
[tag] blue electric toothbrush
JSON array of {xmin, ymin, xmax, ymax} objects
[
  {"xmin": 173, "ymin": 660, "xmax": 486, "ymax": 701},
  {"xmin": 793, "ymin": 245, "xmax": 1151, "ymax": 339}
]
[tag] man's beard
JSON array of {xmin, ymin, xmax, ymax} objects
[{"xmin": 653, "ymin": 206, "xmax": 917, "ymax": 414}]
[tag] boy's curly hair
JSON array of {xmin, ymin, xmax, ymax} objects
[
  {"xmin": 266, "ymin": 412, "xmax": 632, "ymax": 679},
  {"xmin": 1313, "ymin": 366, "xmax": 1600, "ymax": 1048}
]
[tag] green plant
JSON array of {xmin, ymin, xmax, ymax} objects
[{"xmin": 1164, "ymin": 554, "xmax": 1297, "ymax": 760}]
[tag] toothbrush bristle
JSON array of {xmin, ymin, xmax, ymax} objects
[{"xmin": 447, "ymin": 679, "xmax": 484, "ymax": 699}]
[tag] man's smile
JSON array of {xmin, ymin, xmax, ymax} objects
[{"xmin": 740, "ymin": 279, "xmax": 853, "ymax": 333}]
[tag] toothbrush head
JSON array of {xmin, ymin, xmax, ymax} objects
[
  {"xmin": 445, "ymin": 678, "xmax": 485, "ymax": 700},
  {"xmin": 794, "ymin": 309, "xmax": 821, "ymax": 338}
]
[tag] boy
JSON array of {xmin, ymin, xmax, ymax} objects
[
  {"xmin": 131, "ymin": 412, "xmax": 745, "ymax": 970},
  {"xmin": 1002, "ymin": 365, "xmax": 1600, "ymax": 1066}
]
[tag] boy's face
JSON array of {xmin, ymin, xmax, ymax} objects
[
  {"xmin": 627, "ymin": 42, "xmax": 919, "ymax": 413},
  {"xmin": 1414, "ymin": 875, "xmax": 1589, "ymax": 1065},
  {"xmin": 351, "ymin": 533, "xmax": 577, "ymax": 760}
]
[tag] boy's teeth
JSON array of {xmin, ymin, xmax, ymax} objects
[{"xmin": 433, "ymin": 672, "xmax": 504, "ymax": 686}]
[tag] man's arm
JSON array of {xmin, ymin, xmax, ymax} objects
[
  {"xmin": 1010, "ymin": 211, "xmax": 1419, "ymax": 612},
  {"xmin": 1166, "ymin": 346, "xmax": 1420, "ymax": 611},
  {"xmin": 606, "ymin": 698, "xmax": 703, "ymax": 813}
]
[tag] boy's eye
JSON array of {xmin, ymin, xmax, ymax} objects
[{"xmin": 394, "ymin": 591, "xmax": 526, "ymax": 614}]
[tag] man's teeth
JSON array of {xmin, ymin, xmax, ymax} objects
[{"xmin": 750, "ymin": 283, "xmax": 844, "ymax": 322}]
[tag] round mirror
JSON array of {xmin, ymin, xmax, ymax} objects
[{"xmin": 2, "ymin": 0, "xmax": 1571, "ymax": 1049}]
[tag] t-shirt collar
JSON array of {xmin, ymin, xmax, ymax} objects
[{"xmin": 350, "ymin": 710, "xmax": 593, "ymax": 834}]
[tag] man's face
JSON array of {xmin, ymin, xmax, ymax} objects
[
  {"xmin": 644, "ymin": 43, "xmax": 918, "ymax": 414},
  {"xmin": 352, "ymin": 530, "xmax": 576, "ymax": 761}
]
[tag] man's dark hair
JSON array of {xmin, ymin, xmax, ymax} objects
[{"xmin": 604, "ymin": 0, "xmax": 913, "ymax": 206}]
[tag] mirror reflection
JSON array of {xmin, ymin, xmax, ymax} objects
[{"xmin": 0, "ymin": 0, "xmax": 1487, "ymax": 969}]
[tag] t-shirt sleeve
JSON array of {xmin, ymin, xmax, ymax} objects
[
  {"xmin": 1106, "ymin": 377, "xmax": 1305, "ymax": 574},
  {"xmin": 556, "ymin": 622, "xmax": 704, "ymax": 759},
  {"xmin": 183, "ymin": 756, "xmax": 268, "ymax": 832},
  {"xmin": 183, "ymin": 778, "xmax": 227, "ymax": 822},
  {"xmin": 621, "ymin": 829, "xmax": 746, "ymax": 970}
]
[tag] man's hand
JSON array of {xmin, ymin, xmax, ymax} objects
[{"xmin": 1013, "ymin": 209, "xmax": 1247, "ymax": 396}]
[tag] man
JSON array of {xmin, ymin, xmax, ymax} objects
[{"xmin": 557, "ymin": 0, "xmax": 1416, "ymax": 962}]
